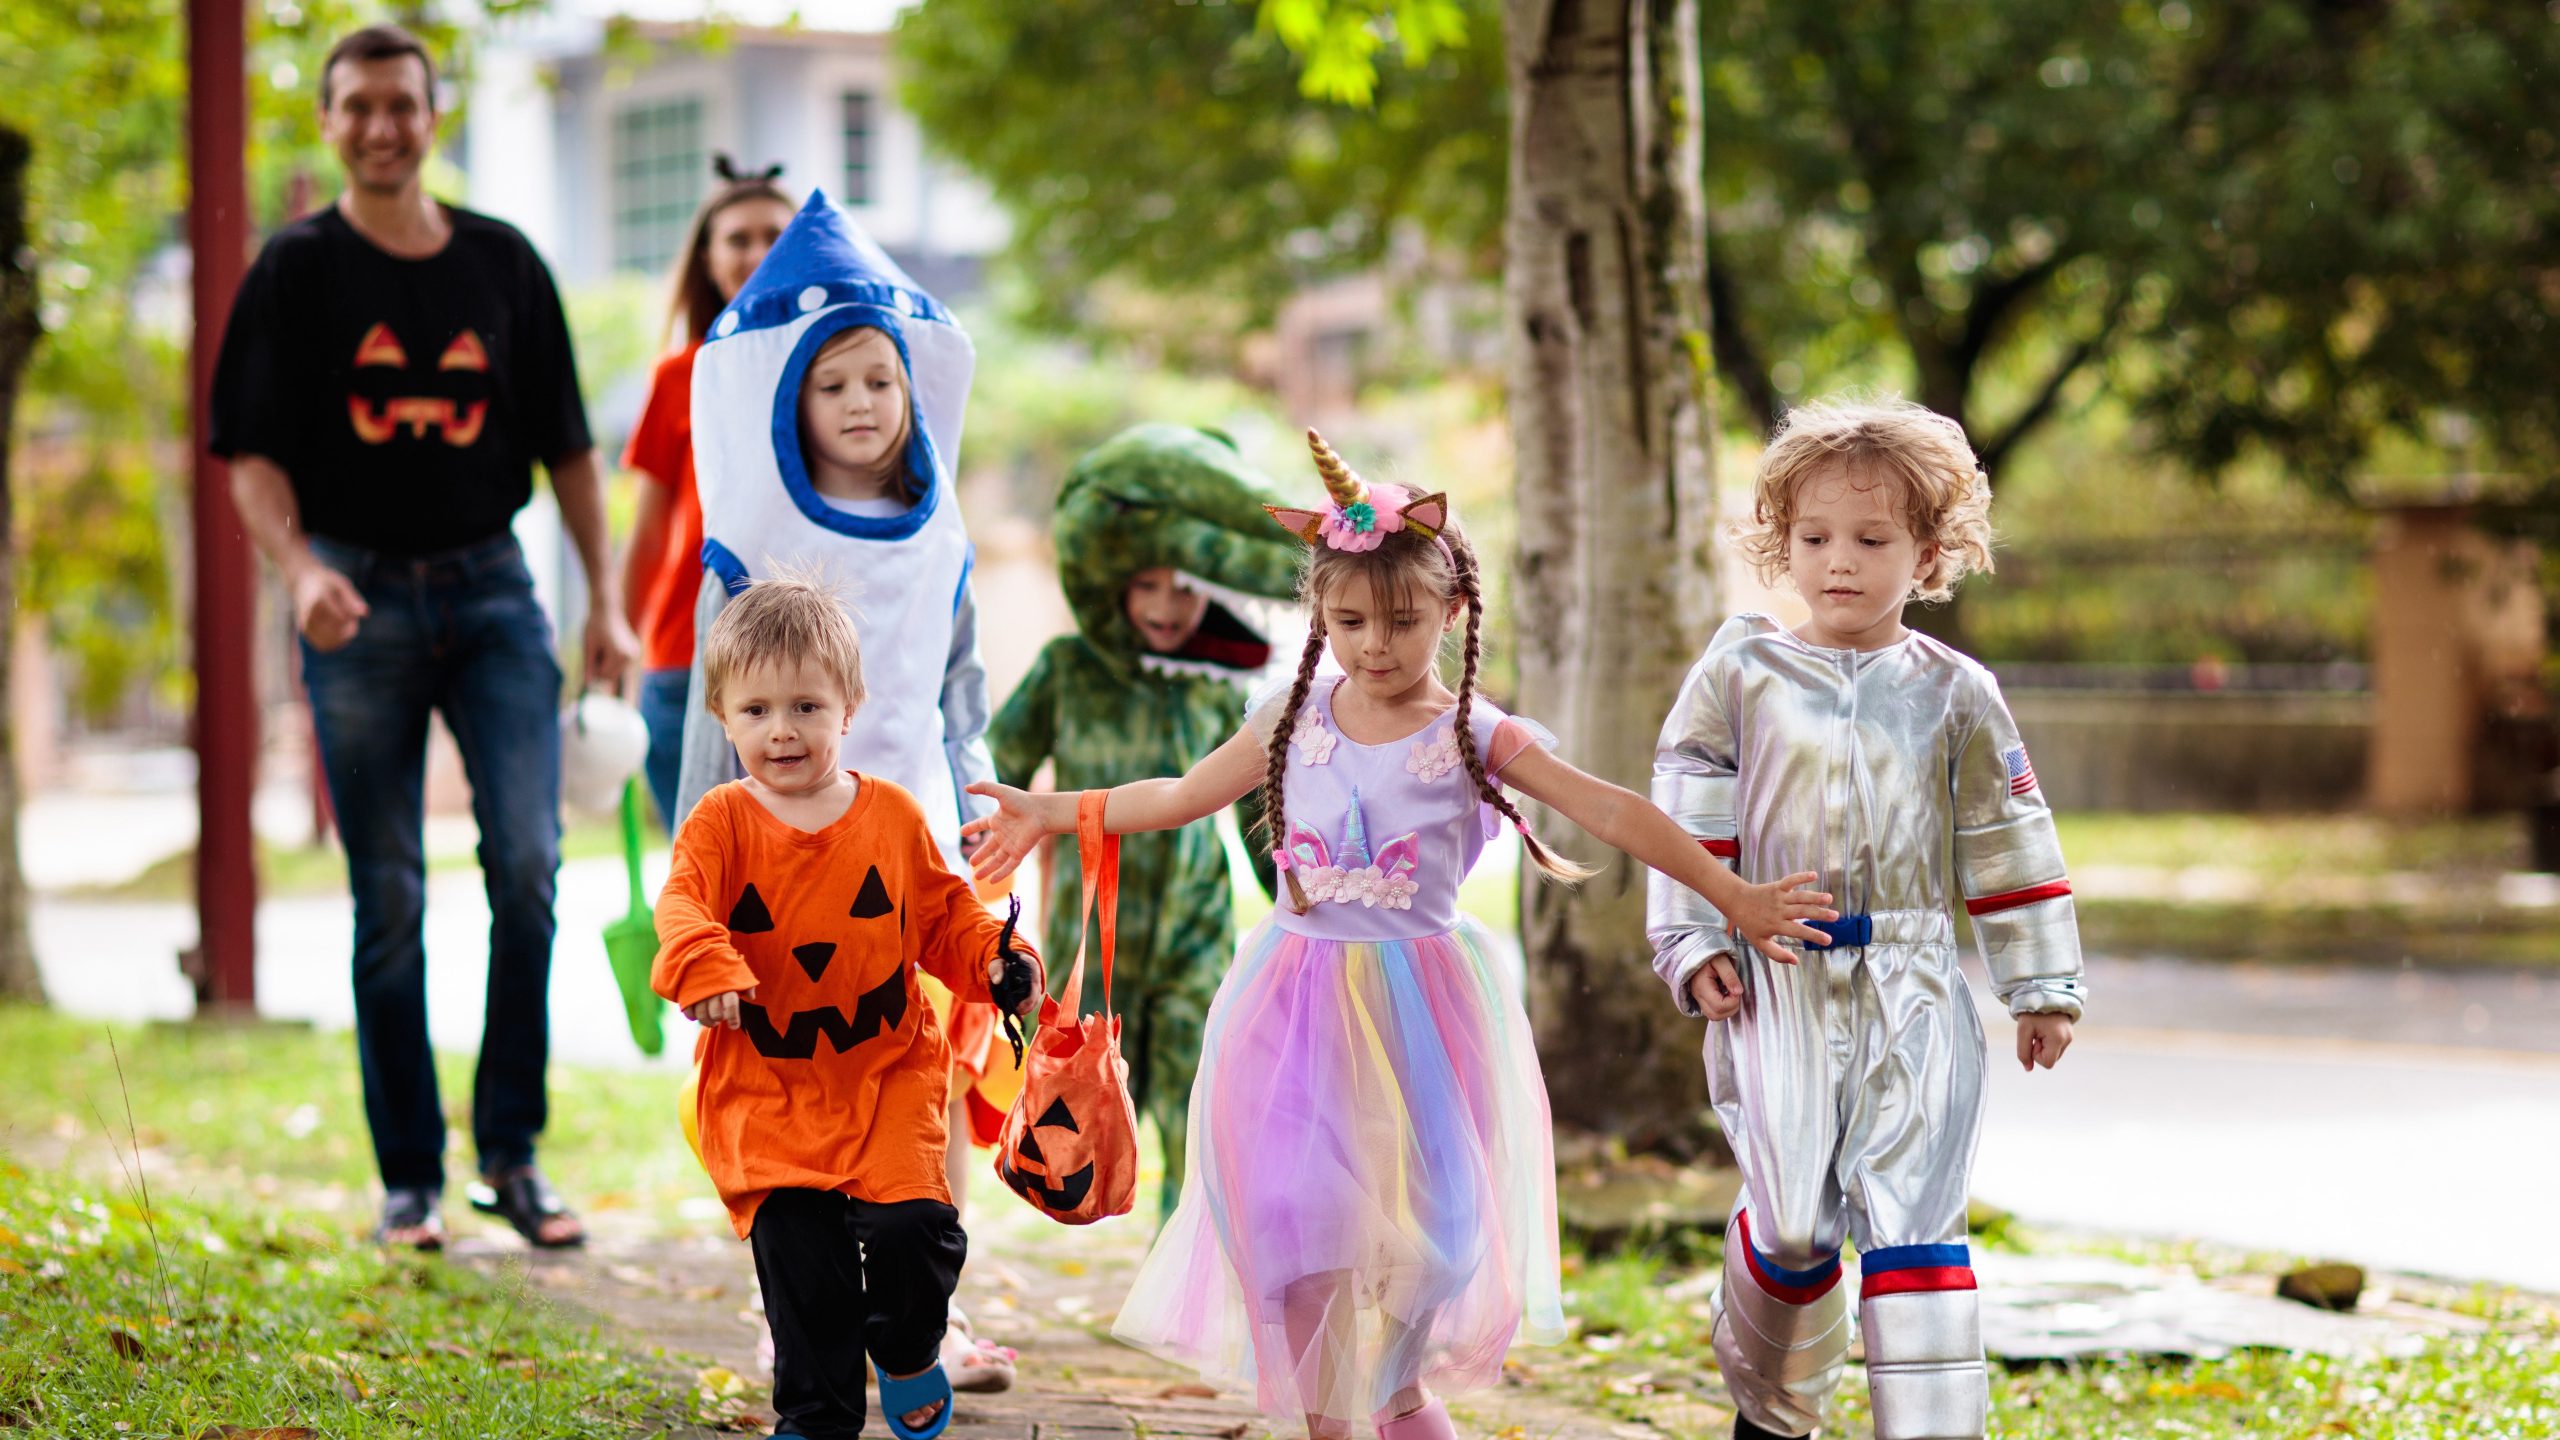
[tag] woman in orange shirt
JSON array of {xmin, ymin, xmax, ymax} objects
[{"xmin": 623, "ymin": 159, "xmax": 794, "ymax": 827}]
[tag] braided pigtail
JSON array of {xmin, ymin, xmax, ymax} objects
[
  {"xmin": 1260, "ymin": 620, "xmax": 1330, "ymax": 913},
  {"xmin": 1447, "ymin": 534, "xmax": 1596, "ymax": 887}
]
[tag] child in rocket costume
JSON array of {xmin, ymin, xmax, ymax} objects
[
  {"xmin": 1647, "ymin": 400, "xmax": 2085, "ymax": 1440},
  {"xmin": 673, "ymin": 191, "xmax": 993, "ymax": 860}
]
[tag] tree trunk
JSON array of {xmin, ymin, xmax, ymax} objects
[
  {"xmin": 1504, "ymin": 0, "xmax": 1717, "ymax": 1153},
  {"xmin": 0, "ymin": 124, "xmax": 48, "ymax": 1006}
]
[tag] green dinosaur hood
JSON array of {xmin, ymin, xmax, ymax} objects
[{"xmin": 1055, "ymin": 423, "xmax": 1306, "ymax": 680}]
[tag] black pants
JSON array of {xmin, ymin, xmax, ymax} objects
[{"xmin": 750, "ymin": 1190, "xmax": 967, "ymax": 1439}]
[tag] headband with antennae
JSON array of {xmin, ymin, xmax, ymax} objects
[{"xmin": 710, "ymin": 152, "xmax": 786, "ymax": 185}]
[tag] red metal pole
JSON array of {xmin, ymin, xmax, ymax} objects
[{"xmin": 189, "ymin": 0, "xmax": 258, "ymax": 1013}]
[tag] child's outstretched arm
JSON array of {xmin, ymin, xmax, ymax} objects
[
  {"xmin": 939, "ymin": 569, "xmax": 1001, "ymax": 852},
  {"xmin": 963, "ymin": 725, "xmax": 1266, "ymax": 886},
  {"xmin": 1496, "ymin": 743, "xmax": 1837, "ymax": 969},
  {"xmin": 652, "ymin": 796, "xmax": 761, "ymax": 1029}
]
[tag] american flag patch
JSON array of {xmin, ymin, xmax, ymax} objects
[{"xmin": 2003, "ymin": 744, "xmax": 2038, "ymax": 796}]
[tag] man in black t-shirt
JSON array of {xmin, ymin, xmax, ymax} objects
[{"xmin": 210, "ymin": 25, "xmax": 637, "ymax": 1252}]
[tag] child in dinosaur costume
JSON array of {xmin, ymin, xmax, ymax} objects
[{"xmin": 988, "ymin": 423, "xmax": 1300, "ymax": 1215}]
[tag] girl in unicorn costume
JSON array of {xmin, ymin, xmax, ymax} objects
[
  {"xmin": 673, "ymin": 190, "xmax": 993, "ymax": 858},
  {"xmin": 960, "ymin": 433, "xmax": 1836, "ymax": 1440}
]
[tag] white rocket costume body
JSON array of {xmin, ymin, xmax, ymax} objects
[
  {"xmin": 1647, "ymin": 614, "xmax": 2085, "ymax": 1440},
  {"xmin": 674, "ymin": 191, "xmax": 993, "ymax": 863}
]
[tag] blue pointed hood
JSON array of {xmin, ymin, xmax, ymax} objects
[{"xmin": 694, "ymin": 188, "xmax": 974, "ymax": 545}]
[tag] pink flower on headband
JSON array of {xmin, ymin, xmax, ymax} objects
[{"xmin": 1318, "ymin": 484, "xmax": 1422, "ymax": 553}]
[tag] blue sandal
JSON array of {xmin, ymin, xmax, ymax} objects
[{"xmin": 874, "ymin": 1360, "xmax": 953, "ymax": 1440}]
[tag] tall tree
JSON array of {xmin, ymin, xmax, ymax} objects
[
  {"xmin": 0, "ymin": 124, "xmax": 42, "ymax": 1005},
  {"xmin": 1497, "ymin": 0, "xmax": 1723, "ymax": 1144}
]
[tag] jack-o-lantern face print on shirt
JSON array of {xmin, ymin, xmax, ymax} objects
[
  {"xmin": 346, "ymin": 321, "xmax": 491, "ymax": 448},
  {"xmin": 726, "ymin": 862, "xmax": 913, "ymax": 1060}
]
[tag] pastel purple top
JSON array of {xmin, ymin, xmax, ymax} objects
[{"xmin": 1251, "ymin": 676, "xmax": 1547, "ymax": 943}]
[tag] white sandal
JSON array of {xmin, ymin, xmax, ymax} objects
[{"xmin": 940, "ymin": 1308, "xmax": 1017, "ymax": 1394}]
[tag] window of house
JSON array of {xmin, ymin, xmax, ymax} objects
[
  {"xmin": 840, "ymin": 90, "xmax": 873, "ymax": 207},
  {"xmin": 612, "ymin": 95, "xmax": 704, "ymax": 272}
]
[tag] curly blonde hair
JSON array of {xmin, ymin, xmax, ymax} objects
[{"xmin": 1732, "ymin": 397, "xmax": 1996, "ymax": 604}]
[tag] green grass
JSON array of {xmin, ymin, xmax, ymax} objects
[
  {"xmin": 0, "ymin": 1007, "xmax": 725, "ymax": 1437},
  {"xmin": 0, "ymin": 1008, "xmax": 709, "ymax": 1238},
  {"xmin": 74, "ymin": 816, "xmax": 642, "ymax": 903},
  {"xmin": 0, "ymin": 1160, "xmax": 682, "ymax": 1438},
  {"xmin": 1532, "ymin": 1238, "xmax": 2560, "ymax": 1440},
  {"xmin": 2052, "ymin": 812, "xmax": 2529, "ymax": 882}
]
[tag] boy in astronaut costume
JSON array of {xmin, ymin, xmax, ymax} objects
[
  {"xmin": 1647, "ymin": 400, "xmax": 2085, "ymax": 1440},
  {"xmin": 673, "ymin": 190, "xmax": 993, "ymax": 859}
]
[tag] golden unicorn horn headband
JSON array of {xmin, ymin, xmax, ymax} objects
[{"xmin": 1266, "ymin": 428, "xmax": 1451, "ymax": 558}]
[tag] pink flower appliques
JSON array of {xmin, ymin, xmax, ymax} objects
[
  {"xmin": 1292, "ymin": 709, "xmax": 1337, "ymax": 766},
  {"xmin": 1405, "ymin": 725, "xmax": 1461, "ymax": 783},
  {"xmin": 1304, "ymin": 865, "xmax": 1419, "ymax": 910}
]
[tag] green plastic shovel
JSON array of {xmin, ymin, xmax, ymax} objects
[{"xmin": 602, "ymin": 777, "xmax": 665, "ymax": 1056}]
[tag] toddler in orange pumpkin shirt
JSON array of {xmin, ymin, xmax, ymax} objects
[{"xmin": 654, "ymin": 575, "xmax": 1041, "ymax": 1440}]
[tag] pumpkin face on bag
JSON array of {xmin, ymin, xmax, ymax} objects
[
  {"xmin": 728, "ymin": 865, "xmax": 912, "ymax": 1060},
  {"xmin": 997, "ymin": 1095, "xmax": 1096, "ymax": 1212},
  {"xmin": 994, "ymin": 792, "xmax": 1141, "ymax": 1226}
]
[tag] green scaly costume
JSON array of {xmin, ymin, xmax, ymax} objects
[{"xmin": 989, "ymin": 424, "xmax": 1302, "ymax": 1215}]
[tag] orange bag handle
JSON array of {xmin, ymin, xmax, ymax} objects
[{"xmin": 1056, "ymin": 789, "xmax": 1120, "ymax": 1024}]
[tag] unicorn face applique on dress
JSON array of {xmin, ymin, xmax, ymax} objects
[{"xmin": 1278, "ymin": 787, "xmax": 1422, "ymax": 911}]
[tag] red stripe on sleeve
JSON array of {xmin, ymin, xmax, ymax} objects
[
  {"xmin": 1964, "ymin": 880, "xmax": 2073, "ymax": 917},
  {"xmin": 1700, "ymin": 838, "xmax": 1740, "ymax": 859},
  {"xmin": 1860, "ymin": 1266, "xmax": 1978, "ymax": 1299}
]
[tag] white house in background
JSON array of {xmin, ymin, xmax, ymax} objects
[
  {"xmin": 463, "ymin": 6, "xmax": 1006, "ymax": 302},
  {"xmin": 432, "ymin": 6, "xmax": 1009, "ymax": 796}
]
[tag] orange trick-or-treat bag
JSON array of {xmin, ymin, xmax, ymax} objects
[{"xmin": 992, "ymin": 789, "xmax": 1139, "ymax": 1224}]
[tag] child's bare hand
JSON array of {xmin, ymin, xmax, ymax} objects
[
  {"xmin": 2016, "ymin": 1013, "xmax": 2074, "ymax": 1070},
  {"xmin": 684, "ymin": 986, "xmax": 757, "ymax": 1030},
  {"xmin": 1723, "ymin": 871, "xmax": 1837, "ymax": 965},
  {"xmin": 962, "ymin": 781, "xmax": 1049, "ymax": 885},
  {"xmin": 1685, "ymin": 954, "xmax": 1746, "ymax": 1020}
]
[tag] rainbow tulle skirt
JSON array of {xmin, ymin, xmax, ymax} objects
[{"xmin": 1111, "ymin": 915, "xmax": 1565, "ymax": 1422}]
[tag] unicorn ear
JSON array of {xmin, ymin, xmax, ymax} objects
[
  {"xmin": 1266, "ymin": 504, "xmax": 1326, "ymax": 543},
  {"xmin": 1398, "ymin": 492, "xmax": 1450, "ymax": 536}
]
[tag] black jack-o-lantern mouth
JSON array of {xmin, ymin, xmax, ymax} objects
[
  {"xmin": 346, "ymin": 322, "xmax": 490, "ymax": 447},
  {"xmin": 724, "ymin": 868, "xmax": 913, "ymax": 1060},
  {"xmin": 998, "ymin": 1095, "xmax": 1095, "ymax": 1212}
]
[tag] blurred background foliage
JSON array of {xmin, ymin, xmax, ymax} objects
[{"xmin": 0, "ymin": 0, "xmax": 2552, "ymax": 723}]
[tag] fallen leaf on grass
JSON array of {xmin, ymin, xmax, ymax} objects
[
  {"xmin": 201, "ymin": 1427, "xmax": 319, "ymax": 1438},
  {"xmin": 425, "ymin": 1341, "xmax": 475, "ymax": 1360},
  {"xmin": 108, "ymin": 1329, "xmax": 147, "ymax": 1361},
  {"xmin": 0, "ymin": 1258, "xmax": 25, "ymax": 1277}
]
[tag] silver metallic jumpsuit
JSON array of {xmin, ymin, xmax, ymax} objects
[{"xmin": 1647, "ymin": 615, "xmax": 2085, "ymax": 1440}]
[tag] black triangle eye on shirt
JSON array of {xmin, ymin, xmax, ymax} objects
[
  {"xmin": 850, "ymin": 865, "xmax": 895, "ymax": 920},
  {"xmin": 729, "ymin": 884, "xmax": 776, "ymax": 934}
]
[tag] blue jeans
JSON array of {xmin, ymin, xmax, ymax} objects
[
  {"xmin": 302, "ymin": 533, "xmax": 563, "ymax": 1192},
  {"xmin": 638, "ymin": 666, "xmax": 691, "ymax": 832}
]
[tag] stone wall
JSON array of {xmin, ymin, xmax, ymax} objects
[{"xmin": 2007, "ymin": 690, "xmax": 2370, "ymax": 813}]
